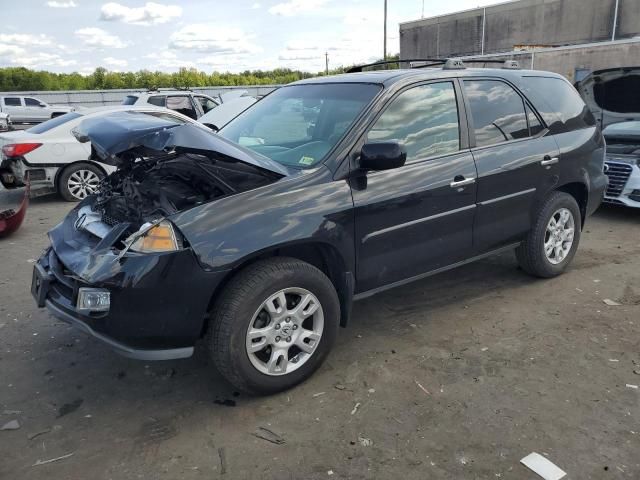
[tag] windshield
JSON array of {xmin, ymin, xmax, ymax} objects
[
  {"xmin": 26, "ymin": 112, "xmax": 83, "ymax": 134},
  {"xmin": 219, "ymin": 83, "xmax": 381, "ymax": 168}
]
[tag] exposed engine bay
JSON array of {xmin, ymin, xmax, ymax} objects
[{"xmin": 93, "ymin": 151, "xmax": 279, "ymax": 230}]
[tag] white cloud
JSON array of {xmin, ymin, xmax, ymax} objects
[
  {"xmin": 100, "ymin": 2, "xmax": 182, "ymax": 26},
  {"xmin": 0, "ymin": 44, "xmax": 26, "ymax": 57},
  {"xmin": 103, "ymin": 56, "xmax": 128, "ymax": 68},
  {"xmin": 0, "ymin": 33, "xmax": 52, "ymax": 47},
  {"xmin": 10, "ymin": 52, "xmax": 77, "ymax": 68},
  {"xmin": 269, "ymin": 0, "xmax": 329, "ymax": 16},
  {"xmin": 169, "ymin": 25, "xmax": 261, "ymax": 55},
  {"xmin": 46, "ymin": 0, "xmax": 77, "ymax": 7},
  {"xmin": 145, "ymin": 50, "xmax": 195, "ymax": 70},
  {"xmin": 75, "ymin": 27, "xmax": 126, "ymax": 48}
]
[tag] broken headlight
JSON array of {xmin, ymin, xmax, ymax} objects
[{"xmin": 128, "ymin": 220, "xmax": 184, "ymax": 253}]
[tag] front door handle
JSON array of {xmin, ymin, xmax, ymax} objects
[
  {"xmin": 541, "ymin": 156, "xmax": 559, "ymax": 166},
  {"xmin": 450, "ymin": 176, "xmax": 475, "ymax": 188}
]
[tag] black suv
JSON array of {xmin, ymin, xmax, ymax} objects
[{"xmin": 32, "ymin": 60, "xmax": 606, "ymax": 394}]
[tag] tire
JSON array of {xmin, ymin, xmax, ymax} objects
[
  {"xmin": 516, "ymin": 191, "xmax": 582, "ymax": 278},
  {"xmin": 57, "ymin": 162, "xmax": 104, "ymax": 202},
  {"xmin": 208, "ymin": 257, "xmax": 340, "ymax": 395}
]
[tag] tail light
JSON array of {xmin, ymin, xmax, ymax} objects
[{"xmin": 2, "ymin": 143, "xmax": 42, "ymax": 158}]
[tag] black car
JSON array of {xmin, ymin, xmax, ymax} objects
[{"xmin": 32, "ymin": 60, "xmax": 606, "ymax": 394}]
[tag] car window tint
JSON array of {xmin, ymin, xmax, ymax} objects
[
  {"xmin": 464, "ymin": 80, "xmax": 529, "ymax": 147},
  {"xmin": 122, "ymin": 95, "xmax": 138, "ymax": 105},
  {"xmin": 367, "ymin": 82, "xmax": 460, "ymax": 162},
  {"xmin": 147, "ymin": 95, "xmax": 166, "ymax": 107},
  {"xmin": 166, "ymin": 96, "xmax": 197, "ymax": 119},
  {"xmin": 3, "ymin": 98, "xmax": 21, "ymax": 106},
  {"xmin": 520, "ymin": 76, "xmax": 595, "ymax": 133},
  {"xmin": 195, "ymin": 96, "xmax": 218, "ymax": 113},
  {"xmin": 526, "ymin": 104, "xmax": 544, "ymax": 136},
  {"xmin": 26, "ymin": 112, "xmax": 83, "ymax": 134},
  {"xmin": 25, "ymin": 98, "xmax": 41, "ymax": 106}
]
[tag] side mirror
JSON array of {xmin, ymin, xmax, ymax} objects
[
  {"xmin": 359, "ymin": 142, "xmax": 406, "ymax": 171},
  {"xmin": 204, "ymin": 123, "xmax": 219, "ymax": 133},
  {"xmin": 39, "ymin": 103, "xmax": 47, "ymax": 108}
]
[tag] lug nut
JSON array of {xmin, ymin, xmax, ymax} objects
[
  {"xmin": 275, "ymin": 336, "xmax": 281, "ymax": 342},
  {"xmin": 285, "ymin": 317, "xmax": 291, "ymax": 323},
  {"xmin": 286, "ymin": 336, "xmax": 291, "ymax": 342},
  {"xmin": 275, "ymin": 324, "xmax": 280, "ymax": 330},
  {"xmin": 292, "ymin": 325, "xmax": 298, "ymax": 330}
]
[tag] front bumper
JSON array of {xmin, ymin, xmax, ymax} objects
[
  {"xmin": 603, "ymin": 159, "xmax": 640, "ymax": 208},
  {"xmin": 32, "ymin": 218, "xmax": 229, "ymax": 360}
]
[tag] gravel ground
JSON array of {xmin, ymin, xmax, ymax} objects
[{"xmin": 0, "ymin": 197, "xmax": 639, "ymax": 479}]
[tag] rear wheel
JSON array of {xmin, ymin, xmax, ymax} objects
[
  {"xmin": 208, "ymin": 257, "xmax": 340, "ymax": 395},
  {"xmin": 516, "ymin": 191, "xmax": 581, "ymax": 278},
  {"xmin": 58, "ymin": 162, "xmax": 104, "ymax": 202}
]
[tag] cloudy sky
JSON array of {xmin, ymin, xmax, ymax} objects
[{"xmin": 1, "ymin": 0, "xmax": 497, "ymax": 74}]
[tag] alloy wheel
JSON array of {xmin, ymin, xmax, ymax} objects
[
  {"xmin": 67, "ymin": 169, "xmax": 100, "ymax": 200},
  {"xmin": 544, "ymin": 207, "xmax": 575, "ymax": 265},
  {"xmin": 245, "ymin": 287, "xmax": 324, "ymax": 376}
]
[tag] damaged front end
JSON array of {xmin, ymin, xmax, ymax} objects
[{"xmin": 31, "ymin": 111, "xmax": 288, "ymax": 359}]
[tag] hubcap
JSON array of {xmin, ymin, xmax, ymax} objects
[
  {"xmin": 544, "ymin": 207, "xmax": 575, "ymax": 265},
  {"xmin": 67, "ymin": 169, "xmax": 100, "ymax": 200},
  {"xmin": 245, "ymin": 287, "xmax": 324, "ymax": 376}
]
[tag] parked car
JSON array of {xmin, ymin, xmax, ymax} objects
[
  {"xmin": 0, "ymin": 112, "xmax": 12, "ymax": 131},
  {"xmin": 122, "ymin": 89, "xmax": 220, "ymax": 120},
  {"xmin": 0, "ymin": 167, "xmax": 28, "ymax": 237},
  {"xmin": 32, "ymin": 60, "xmax": 606, "ymax": 395},
  {"xmin": 601, "ymin": 121, "xmax": 640, "ymax": 207},
  {"xmin": 0, "ymin": 95, "xmax": 74, "ymax": 125},
  {"xmin": 0, "ymin": 105, "xmax": 209, "ymax": 201}
]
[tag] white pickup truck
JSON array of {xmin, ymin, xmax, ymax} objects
[{"xmin": 0, "ymin": 95, "xmax": 74, "ymax": 125}]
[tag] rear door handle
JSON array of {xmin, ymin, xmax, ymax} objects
[
  {"xmin": 541, "ymin": 156, "xmax": 559, "ymax": 166},
  {"xmin": 450, "ymin": 176, "xmax": 475, "ymax": 188}
]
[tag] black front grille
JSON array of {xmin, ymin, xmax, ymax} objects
[
  {"xmin": 48, "ymin": 249, "xmax": 76, "ymax": 300},
  {"xmin": 604, "ymin": 161, "xmax": 633, "ymax": 197}
]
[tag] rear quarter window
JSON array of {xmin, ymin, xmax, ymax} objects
[
  {"xmin": 520, "ymin": 76, "xmax": 595, "ymax": 134},
  {"xmin": 122, "ymin": 95, "xmax": 138, "ymax": 105}
]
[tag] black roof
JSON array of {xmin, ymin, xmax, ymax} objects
[{"xmin": 292, "ymin": 67, "xmax": 565, "ymax": 87}]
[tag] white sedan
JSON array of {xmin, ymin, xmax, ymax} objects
[{"xmin": 0, "ymin": 106, "xmax": 207, "ymax": 201}]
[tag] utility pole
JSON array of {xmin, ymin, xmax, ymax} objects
[
  {"xmin": 325, "ymin": 52, "xmax": 329, "ymax": 75},
  {"xmin": 383, "ymin": 0, "xmax": 388, "ymax": 60}
]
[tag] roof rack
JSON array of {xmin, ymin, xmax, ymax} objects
[{"xmin": 346, "ymin": 57, "xmax": 520, "ymax": 73}]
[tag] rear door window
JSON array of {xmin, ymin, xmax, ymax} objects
[
  {"xmin": 3, "ymin": 98, "xmax": 21, "ymax": 106},
  {"xmin": 195, "ymin": 95, "xmax": 218, "ymax": 114},
  {"xmin": 520, "ymin": 76, "xmax": 595, "ymax": 133},
  {"xmin": 464, "ymin": 80, "xmax": 529, "ymax": 147},
  {"xmin": 367, "ymin": 81, "xmax": 461, "ymax": 162},
  {"xmin": 122, "ymin": 95, "xmax": 138, "ymax": 105},
  {"xmin": 526, "ymin": 104, "xmax": 544, "ymax": 136},
  {"xmin": 147, "ymin": 95, "xmax": 166, "ymax": 107},
  {"xmin": 166, "ymin": 95, "xmax": 197, "ymax": 119}
]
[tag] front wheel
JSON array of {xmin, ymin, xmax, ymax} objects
[
  {"xmin": 208, "ymin": 257, "xmax": 340, "ymax": 395},
  {"xmin": 516, "ymin": 191, "xmax": 582, "ymax": 278}
]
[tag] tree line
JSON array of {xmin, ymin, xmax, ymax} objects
[{"xmin": 0, "ymin": 55, "xmax": 400, "ymax": 91}]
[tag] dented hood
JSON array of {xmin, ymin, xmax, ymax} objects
[{"xmin": 71, "ymin": 110, "xmax": 289, "ymax": 176}]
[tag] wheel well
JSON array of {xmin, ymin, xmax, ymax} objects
[
  {"xmin": 556, "ymin": 182, "xmax": 588, "ymax": 227},
  {"xmin": 203, "ymin": 242, "xmax": 353, "ymax": 336},
  {"xmin": 54, "ymin": 161, "xmax": 108, "ymax": 191}
]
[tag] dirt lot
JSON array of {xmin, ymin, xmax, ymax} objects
[{"xmin": 1, "ymin": 197, "xmax": 639, "ymax": 479}]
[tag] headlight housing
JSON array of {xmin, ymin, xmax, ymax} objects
[{"xmin": 128, "ymin": 220, "xmax": 184, "ymax": 253}]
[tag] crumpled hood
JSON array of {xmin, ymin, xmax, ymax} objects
[{"xmin": 71, "ymin": 110, "xmax": 289, "ymax": 176}]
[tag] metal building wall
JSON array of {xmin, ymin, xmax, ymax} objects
[{"xmin": 400, "ymin": 0, "xmax": 638, "ymax": 60}]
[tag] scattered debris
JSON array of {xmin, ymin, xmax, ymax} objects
[
  {"xmin": 1, "ymin": 420, "xmax": 20, "ymax": 431},
  {"xmin": 32, "ymin": 452, "xmax": 74, "ymax": 467},
  {"xmin": 609, "ymin": 359, "xmax": 619, "ymax": 362},
  {"xmin": 634, "ymin": 370, "xmax": 640, "ymax": 375},
  {"xmin": 28, "ymin": 428, "xmax": 51, "ymax": 440},
  {"xmin": 334, "ymin": 384, "xmax": 346, "ymax": 391},
  {"xmin": 313, "ymin": 392, "xmax": 326, "ymax": 398},
  {"xmin": 626, "ymin": 384, "xmax": 638, "ymax": 389},
  {"xmin": 252, "ymin": 427, "xmax": 285, "ymax": 445},
  {"xmin": 57, "ymin": 398, "xmax": 83, "ymax": 418},
  {"xmin": 350, "ymin": 402, "xmax": 361, "ymax": 415},
  {"xmin": 327, "ymin": 470, "xmax": 334, "ymax": 476},
  {"xmin": 358, "ymin": 435, "xmax": 373, "ymax": 447},
  {"xmin": 367, "ymin": 388, "xmax": 375, "ymax": 394},
  {"xmin": 603, "ymin": 299, "xmax": 621, "ymax": 306},
  {"xmin": 481, "ymin": 347, "xmax": 489, "ymax": 352},
  {"xmin": 218, "ymin": 447, "xmax": 227, "ymax": 475},
  {"xmin": 415, "ymin": 380, "xmax": 431, "ymax": 396},
  {"xmin": 392, "ymin": 416, "xmax": 403, "ymax": 424},
  {"xmin": 2, "ymin": 410, "xmax": 21, "ymax": 415},
  {"xmin": 521, "ymin": 452, "xmax": 566, "ymax": 480},
  {"xmin": 214, "ymin": 399, "xmax": 236, "ymax": 407}
]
